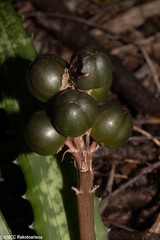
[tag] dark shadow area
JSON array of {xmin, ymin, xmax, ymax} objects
[
  {"xmin": 0, "ymin": 56, "xmax": 39, "ymax": 235},
  {"xmin": 0, "ymin": 55, "xmax": 80, "ymax": 238},
  {"xmin": 0, "ymin": 57, "xmax": 44, "ymax": 139},
  {"xmin": 57, "ymin": 149, "xmax": 80, "ymax": 240}
]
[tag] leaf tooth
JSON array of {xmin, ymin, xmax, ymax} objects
[
  {"xmin": 13, "ymin": 159, "xmax": 18, "ymax": 165},
  {"xmin": 21, "ymin": 193, "xmax": 28, "ymax": 200},
  {"xmin": 28, "ymin": 223, "xmax": 34, "ymax": 230}
]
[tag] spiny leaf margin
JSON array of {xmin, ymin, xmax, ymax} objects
[
  {"xmin": 0, "ymin": 1, "xmax": 109, "ymax": 239},
  {"xmin": 0, "ymin": 1, "xmax": 71, "ymax": 239},
  {"xmin": 18, "ymin": 153, "xmax": 71, "ymax": 240},
  {"xmin": 0, "ymin": 211, "xmax": 12, "ymax": 239}
]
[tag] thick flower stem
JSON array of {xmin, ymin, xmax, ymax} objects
[
  {"xmin": 75, "ymin": 170, "xmax": 96, "ymax": 240},
  {"xmin": 65, "ymin": 136, "xmax": 98, "ymax": 240}
]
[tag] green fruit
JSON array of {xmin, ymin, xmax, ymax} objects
[
  {"xmin": 69, "ymin": 47, "xmax": 112, "ymax": 90},
  {"xmin": 26, "ymin": 54, "xmax": 67, "ymax": 102},
  {"xmin": 90, "ymin": 85, "xmax": 110, "ymax": 102},
  {"xmin": 24, "ymin": 111, "xmax": 66, "ymax": 155},
  {"xmin": 49, "ymin": 89, "xmax": 98, "ymax": 137},
  {"xmin": 91, "ymin": 104, "xmax": 133, "ymax": 148}
]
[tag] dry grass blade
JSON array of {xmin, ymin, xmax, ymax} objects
[
  {"xmin": 140, "ymin": 46, "xmax": 160, "ymax": 95},
  {"xmin": 133, "ymin": 126, "xmax": 160, "ymax": 147}
]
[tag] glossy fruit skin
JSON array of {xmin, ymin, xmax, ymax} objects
[
  {"xmin": 24, "ymin": 111, "xmax": 66, "ymax": 155},
  {"xmin": 26, "ymin": 54, "xmax": 67, "ymax": 102},
  {"xmin": 90, "ymin": 85, "xmax": 110, "ymax": 102},
  {"xmin": 49, "ymin": 89, "xmax": 98, "ymax": 137},
  {"xmin": 91, "ymin": 104, "xmax": 133, "ymax": 148},
  {"xmin": 69, "ymin": 47, "xmax": 112, "ymax": 90}
]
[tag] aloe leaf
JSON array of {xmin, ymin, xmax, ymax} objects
[
  {"xmin": 0, "ymin": 0, "xmax": 36, "ymax": 63},
  {"xmin": 94, "ymin": 197, "xmax": 109, "ymax": 239},
  {"xmin": 18, "ymin": 153, "xmax": 75, "ymax": 240},
  {"xmin": 0, "ymin": 1, "xmax": 109, "ymax": 240},
  {"xmin": 0, "ymin": 211, "xmax": 12, "ymax": 238},
  {"xmin": 0, "ymin": 1, "xmax": 78, "ymax": 239}
]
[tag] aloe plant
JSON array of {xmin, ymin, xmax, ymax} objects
[
  {"xmin": 0, "ymin": 1, "xmax": 108, "ymax": 239},
  {"xmin": 0, "ymin": 211, "xmax": 12, "ymax": 239}
]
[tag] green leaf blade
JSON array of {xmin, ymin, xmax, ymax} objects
[
  {"xmin": 18, "ymin": 153, "xmax": 71, "ymax": 240},
  {"xmin": 0, "ymin": 1, "xmax": 109, "ymax": 239},
  {"xmin": 94, "ymin": 197, "xmax": 109, "ymax": 240},
  {"xmin": 0, "ymin": 1, "xmax": 73, "ymax": 239},
  {"xmin": 0, "ymin": 0, "xmax": 36, "ymax": 63},
  {"xmin": 0, "ymin": 211, "xmax": 12, "ymax": 238}
]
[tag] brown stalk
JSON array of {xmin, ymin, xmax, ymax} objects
[
  {"xmin": 75, "ymin": 166, "xmax": 95, "ymax": 240},
  {"xmin": 65, "ymin": 136, "xmax": 98, "ymax": 240}
]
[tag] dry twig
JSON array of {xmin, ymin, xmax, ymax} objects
[
  {"xmin": 100, "ymin": 160, "xmax": 160, "ymax": 214},
  {"xmin": 140, "ymin": 46, "xmax": 160, "ymax": 95},
  {"xmin": 133, "ymin": 125, "xmax": 160, "ymax": 147}
]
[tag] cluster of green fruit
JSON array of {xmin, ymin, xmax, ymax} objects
[{"xmin": 25, "ymin": 47, "xmax": 133, "ymax": 156}]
